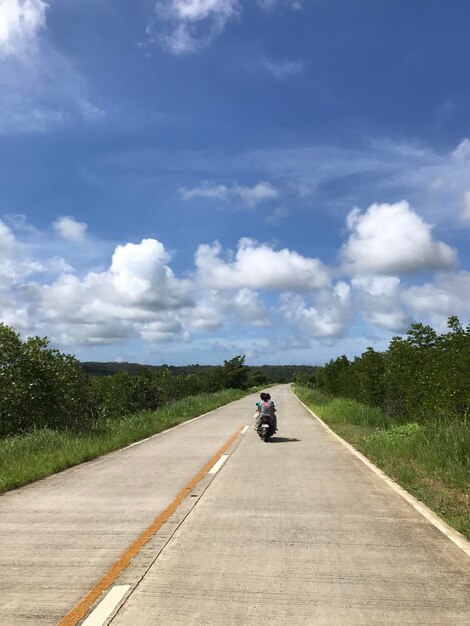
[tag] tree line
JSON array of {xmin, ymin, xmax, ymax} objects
[
  {"xmin": 82, "ymin": 360, "xmax": 317, "ymax": 384},
  {"xmin": 311, "ymin": 316, "xmax": 469, "ymax": 424},
  {"xmin": 0, "ymin": 323, "xmax": 316, "ymax": 438}
]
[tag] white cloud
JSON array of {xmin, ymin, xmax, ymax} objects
[
  {"xmin": 109, "ymin": 239, "xmax": 190, "ymax": 309},
  {"xmin": 352, "ymin": 276, "xmax": 410, "ymax": 332},
  {"xmin": 402, "ymin": 272, "xmax": 470, "ymax": 321},
  {"xmin": 183, "ymin": 303, "xmax": 223, "ymax": 331},
  {"xmin": 0, "ymin": 1, "xmax": 104, "ymax": 135},
  {"xmin": 140, "ymin": 315, "xmax": 187, "ymax": 343},
  {"xmin": 195, "ymin": 238, "xmax": 330, "ymax": 291},
  {"xmin": 180, "ymin": 180, "xmax": 279, "ymax": 207},
  {"xmin": 32, "ymin": 238, "xmax": 193, "ymax": 345},
  {"xmin": 53, "ymin": 216, "xmax": 88, "ymax": 242},
  {"xmin": 0, "ymin": 0, "xmax": 47, "ymax": 59},
  {"xmin": 232, "ymin": 288, "xmax": 270, "ymax": 326},
  {"xmin": 0, "ymin": 218, "xmax": 72, "ymax": 332},
  {"xmin": 451, "ymin": 138, "xmax": 470, "ymax": 162},
  {"xmin": 341, "ymin": 201, "xmax": 457, "ymax": 276},
  {"xmin": 149, "ymin": 0, "xmax": 241, "ymax": 55},
  {"xmin": 0, "ymin": 218, "xmax": 43, "ymax": 284},
  {"xmin": 1, "ymin": 214, "xmax": 468, "ymax": 356},
  {"xmin": 460, "ymin": 191, "xmax": 470, "ymax": 223},
  {"xmin": 256, "ymin": 0, "xmax": 302, "ymax": 10},
  {"xmin": 280, "ymin": 281, "xmax": 351, "ymax": 339},
  {"xmin": 210, "ymin": 287, "xmax": 271, "ymax": 327},
  {"xmin": 179, "ymin": 181, "xmax": 229, "ymax": 200},
  {"xmin": 234, "ymin": 182, "xmax": 279, "ymax": 206},
  {"xmin": 260, "ymin": 56, "xmax": 304, "ymax": 79}
]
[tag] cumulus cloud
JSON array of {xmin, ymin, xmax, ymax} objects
[
  {"xmin": 280, "ymin": 282, "xmax": 351, "ymax": 339},
  {"xmin": 341, "ymin": 201, "xmax": 457, "ymax": 276},
  {"xmin": 33, "ymin": 238, "xmax": 192, "ymax": 345},
  {"xmin": 0, "ymin": 218, "xmax": 43, "ymax": 284},
  {"xmin": 0, "ymin": 218, "xmax": 72, "ymax": 332},
  {"xmin": 352, "ymin": 276, "xmax": 410, "ymax": 332},
  {"xmin": 180, "ymin": 180, "xmax": 279, "ymax": 207},
  {"xmin": 183, "ymin": 303, "xmax": 223, "ymax": 331},
  {"xmin": 2, "ymin": 214, "xmax": 469, "ymax": 356},
  {"xmin": 402, "ymin": 272, "xmax": 470, "ymax": 321},
  {"xmin": 0, "ymin": 0, "xmax": 47, "ymax": 59},
  {"xmin": 208, "ymin": 288, "xmax": 271, "ymax": 327},
  {"xmin": 53, "ymin": 216, "xmax": 88, "ymax": 242},
  {"xmin": 195, "ymin": 238, "xmax": 330, "ymax": 291},
  {"xmin": 140, "ymin": 315, "xmax": 188, "ymax": 343},
  {"xmin": 149, "ymin": 0, "xmax": 241, "ymax": 55}
]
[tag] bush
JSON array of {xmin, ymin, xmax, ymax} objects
[
  {"xmin": 315, "ymin": 317, "xmax": 470, "ymax": 425},
  {"xmin": 0, "ymin": 324, "xmax": 97, "ymax": 436}
]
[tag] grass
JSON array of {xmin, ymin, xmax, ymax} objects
[
  {"xmin": 0, "ymin": 389, "xmax": 249, "ymax": 494},
  {"xmin": 293, "ymin": 385, "xmax": 470, "ymax": 540}
]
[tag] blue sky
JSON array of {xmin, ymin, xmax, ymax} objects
[{"xmin": 1, "ymin": 0, "xmax": 470, "ymax": 365}]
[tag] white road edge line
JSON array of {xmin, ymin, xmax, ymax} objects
[
  {"xmin": 81, "ymin": 585, "xmax": 130, "ymax": 626},
  {"xmin": 292, "ymin": 390, "xmax": 470, "ymax": 559},
  {"xmin": 124, "ymin": 437, "xmax": 151, "ymax": 449},
  {"xmin": 120, "ymin": 395, "xmax": 253, "ymax": 452},
  {"xmin": 241, "ymin": 425, "xmax": 249, "ymax": 434},
  {"xmin": 209, "ymin": 454, "xmax": 229, "ymax": 475}
]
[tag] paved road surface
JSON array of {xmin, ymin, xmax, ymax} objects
[{"xmin": 1, "ymin": 385, "xmax": 469, "ymax": 625}]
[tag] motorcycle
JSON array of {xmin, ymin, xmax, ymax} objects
[{"xmin": 257, "ymin": 416, "xmax": 275, "ymax": 442}]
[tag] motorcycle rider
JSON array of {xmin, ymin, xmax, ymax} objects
[{"xmin": 255, "ymin": 392, "xmax": 277, "ymax": 432}]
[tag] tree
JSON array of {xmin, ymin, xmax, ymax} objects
[
  {"xmin": 0, "ymin": 324, "xmax": 97, "ymax": 436},
  {"xmin": 222, "ymin": 355, "xmax": 249, "ymax": 389}
]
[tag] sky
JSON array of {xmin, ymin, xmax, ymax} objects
[{"xmin": 1, "ymin": 0, "xmax": 470, "ymax": 366}]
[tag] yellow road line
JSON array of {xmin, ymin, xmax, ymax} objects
[{"xmin": 58, "ymin": 426, "xmax": 244, "ymax": 626}]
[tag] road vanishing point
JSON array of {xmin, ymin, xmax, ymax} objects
[{"xmin": 1, "ymin": 385, "xmax": 469, "ymax": 625}]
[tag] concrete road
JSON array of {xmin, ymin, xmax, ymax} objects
[
  {"xmin": 2, "ymin": 386, "xmax": 469, "ymax": 625},
  {"xmin": 0, "ymin": 391, "xmax": 258, "ymax": 626}
]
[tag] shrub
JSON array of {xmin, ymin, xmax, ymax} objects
[{"xmin": 0, "ymin": 324, "xmax": 97, "ymax": 436}]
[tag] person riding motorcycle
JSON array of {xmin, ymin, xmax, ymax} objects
[{"xmin": 255, "ymin": 392, "xmax": 277, "ymax": 432}]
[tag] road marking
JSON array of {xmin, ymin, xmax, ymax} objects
[
  {"xmin": 119, "ymin": 396, "xmax": 253, "ymax": 452},
  {"xmin": 292, "ymin": 389, "xmax": 470, "ymax": 559},
  {"xmin": 58, "ymin": 426, "xmax": 244, "ymax": 626},
  {"xmin": 241, "ymin": 425, "xmax": 249, "ymax": 434},
  {"xmin": 123, "ymin": 437, "xmax": 151, "ymax": 450},
  {"xmin": 209, "ymin": 454, "xmax": 229, "ymax": 474},
  {"xmin": 81, "ymin": 586, "xmax": 130, "ymax": 626}
]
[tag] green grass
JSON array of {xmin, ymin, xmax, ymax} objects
[
  {"xmin": 0, "ymin": 389, "xmax": 249, "ymax": 494},
  {"xmin": 293, "ymin": 385, "xmax": 470, "ymax": 540}
]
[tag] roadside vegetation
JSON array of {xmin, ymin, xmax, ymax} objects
[
  {"xmin": 293, "ymin": 317, "xmax": 470, "ymax": 540},
  {"xmin": 0, "ymin": 323, "xmax": 261, "ymax": 493},
  {"xmin": 0, "ymin": 389, "xmax": 247, "ymax": 493}
]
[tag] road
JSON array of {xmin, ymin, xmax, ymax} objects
[{"xmin": 1, "ymin": 385, "xmax": 469, "ymax": 625}]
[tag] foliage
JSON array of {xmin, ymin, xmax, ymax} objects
[
  {"xmin": 0, "ymin": 324, "xmax": 259, "ymax": 437},
  {"xmin": 0, "ymin": 388, "xmax": 248, "ymax": 493},
  {"xmin": 0, "ymin": 320, "xmax": 317, "ymax": 438},
  {"xmin": 82, "ymin": 360, "xmax": 317, "ymax": 384},
  {"xmin": 294, "ymin": 385, "xmax": 470, "ymax": 539},
  {"xmin": 0, "ymin": 324, "xmax": 97, "ymax": 437},
  {"xmin": 315, "ymin": 317, "xmax": 470, "ymax": 425},
  {"xmin": 222, "ymin": 355, "xmax": 249, "ymax": 389}
]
